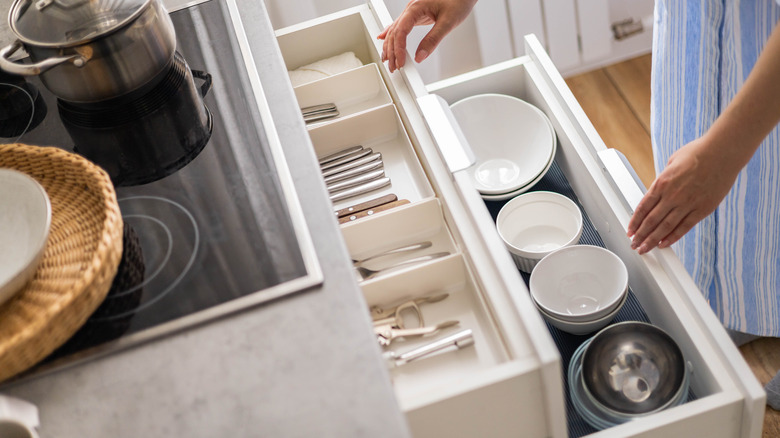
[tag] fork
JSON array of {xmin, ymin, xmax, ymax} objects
[{"xmin": 355, "ymin": 251, "xmax": 450, "ymax": 281}]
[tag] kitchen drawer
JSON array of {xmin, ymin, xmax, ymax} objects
[{"xmin": 274, "ymin": 3, "xmax": 765, "ymax": 437}]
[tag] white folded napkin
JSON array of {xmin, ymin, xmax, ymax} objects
[{"xmin": 289, "ymin": 52, "xmax": 363, "ymax": 87}]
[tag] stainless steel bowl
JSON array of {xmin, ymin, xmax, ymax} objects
[{"xmin": 581, "ymin": 321, "xmax": 686, "ymax": 415}]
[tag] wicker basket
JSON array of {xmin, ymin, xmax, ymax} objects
[{"xmin": 0, "ymin": 143, "xmax": 123, "ymax": 383}]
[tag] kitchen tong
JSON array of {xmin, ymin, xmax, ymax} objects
[{"xmin": 371, "ymin": 293, "xmax": 458, "ymax": 347}]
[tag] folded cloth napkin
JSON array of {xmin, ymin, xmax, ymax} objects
[{"xmin": 288, "ymin": 51, "xmax": 363, "ymax": 87}]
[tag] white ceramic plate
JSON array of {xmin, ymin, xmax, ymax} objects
[
  {"xmin": 451, "ymin": 94, "xmax": 555, "ymax": 195},
  {"xmin": 0, "ymin": 169, "xmax": 52, "ymax": 306}
]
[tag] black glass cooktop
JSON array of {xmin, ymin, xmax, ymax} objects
[{"xmin": 0, "ymin": 0, "xmax": 321, "ymax": 376}]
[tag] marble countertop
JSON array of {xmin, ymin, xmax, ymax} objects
[{"xmin": 0, "ymin": 1, "xmax": 411, "ymax": 436}]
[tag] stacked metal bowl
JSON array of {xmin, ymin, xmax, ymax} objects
[{"xmin": 568, "ymin": 321, "xmax": 692, "ymax": 430}]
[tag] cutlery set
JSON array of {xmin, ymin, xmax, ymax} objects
[
  {"xmin": 319, "ymin": 145, "xmax": 399, "ymax": 207},
  {"xmin": 302, "ymin": 103, "xmax": 339, "ymax": 124}
]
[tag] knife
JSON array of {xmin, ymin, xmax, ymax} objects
[
  {"xmin": 327, "ymin": 169, "xmax": 385, "ymax": 193},
  {"xmin": 320, "ymin": 148, "xmax": 372, "ymax": 171},
  {"xmin": 335, "ymin": 193, "xmax": 398, "ymax": 218},
  {"xmin": 322, "ymin": 152, "xmax": 382, "ymax": 178},
  {"xmin": 338, "ymin": 199, "xmax": 410, "ymax": 224},
  {"xmin": 323, "ymin": 160, "xmax": 383, "ymax": 185},
  {"xmin": 304, "ymin": 109, "xmax": 339, "ymax": 123},
  {"xmin": 302, "ymin": 103, "xmax": 337, "ymax": 115},
  {"xmin": 330, "ymin": 177, "xmax": 391, "ymax": 203},
  {"xmin": 318, "ymin": 145, "xmax": 363, "ymax": 165}
]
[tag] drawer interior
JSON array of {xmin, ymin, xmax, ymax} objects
[
  {"xmin": 275, "ymin": 5, "xmax": 747, "ymax": 438},
  {"xmin": 276, "ymin": 9, "xmax": 552, "ymax": 437},
  {"xmin": 429, "ymin": 59, "xmax": 741, "ymax": 436},
  {"xmin": 308, "ymin": 103, "xmax": 434, "ymax": 210}
]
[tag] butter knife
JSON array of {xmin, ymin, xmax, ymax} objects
[
  {"xmin": 322, "ymin": 152, "xmax": 382, "ymax": 178},
  {"xmin": 318, "ymin": 145, "xmax": 363, "ymax": 165},
  {"xmin": 323, "ymin": 160, "xmax": 383, "ymax": 185},
  {"xmin": 321, "ymin": 148, "xmax": 372, "ymax": 171},
  {"xmin": 302, "ymin": 103, "xmax": 337, "ymax": 115},
  {"xmin": 330, "ymin": 177, "xmax": 391, "ymax": 203},
  {"xmin": 327, "ymin": 169, "xmax": 385, "ymax": 193}
]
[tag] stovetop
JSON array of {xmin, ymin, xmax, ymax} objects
[{"xmin": 0, "ymin": 0, "xmax": 322, "ymax": 377}]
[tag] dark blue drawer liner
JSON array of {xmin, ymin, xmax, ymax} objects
[{"xmin": 483, "ymin": 160, "xmax": 695, "ymax": 437}]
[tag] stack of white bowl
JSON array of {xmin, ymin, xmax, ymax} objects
[
  {"xmin": 450, "ymin": 94, "xmax": 557, "ymax": 201},
  {"xmin": 496, "ymin": 191, "xmax": 583, "ymax": 272},
  {"xmin": 529, "ymin": 245, "xmax": 629, "ymax": 335}
]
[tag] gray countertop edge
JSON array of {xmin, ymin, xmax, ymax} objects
[{"xmin": 1, "ymin": 0, "xmax": 411, "ymax": 436}]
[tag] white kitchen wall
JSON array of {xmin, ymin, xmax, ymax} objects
[{"xmin": 0, "ymin": 0, "xmax": 652, "ymax": 84}]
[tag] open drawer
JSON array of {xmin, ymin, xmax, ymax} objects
[{"xmin": 274, "ymin": 2, "xmax": 765, "ymax": 437}]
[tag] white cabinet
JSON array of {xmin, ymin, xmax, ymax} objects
[{"xmin": 273, "ymin": 2, "xmax": 765, "ymax": 436}]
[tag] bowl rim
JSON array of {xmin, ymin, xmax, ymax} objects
[
  {"xmin": 496, "ymin": 191, "xmax": 584, "ymax": 258},
  {"xmin": 0, "ymin": 168, "xmax": 52, "ymax": 304},
  {"xmin": 533, "ymin": 288, "xmax": 628, "ymax": 335},
  {"xmin": 580, "ymin": 321, "xmax": 688, "ymax": 416},
  {"xmin": 451, "ymin": 93, "xmax": 556, "ymax": 195},
  {"xmin": 529, "ymin": 244, "xmax": 628, "ymax": 320}
]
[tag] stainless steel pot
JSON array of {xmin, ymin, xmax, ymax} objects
[{"xmin": 0, "ymin": 0, "xmax": 176, "ymax": 103}]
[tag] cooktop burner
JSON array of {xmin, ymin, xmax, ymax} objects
[{"xmin": 1, "ymin": 0, "xmax": 322, "ymax": 379}]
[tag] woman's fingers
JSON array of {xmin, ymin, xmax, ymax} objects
[{"xmin": 633, "ymin": 207, "xmax": 686, "ymax": 254}]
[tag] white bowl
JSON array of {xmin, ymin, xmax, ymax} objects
[
  {"xmin": 450, "ymin": 94, "xmax": 555, "ymax": 195},
  {"xmin": 535, "ymin": 290, "xmax": 628, "ymax": 335},
  {"xmin": 496, "ymin": 191, "xmax": 583, "ymax": 272},
  {"xmin": 530, "ymin": 245, "xmax": 628, "ymax": 322},
  {"xmin": 480, "ymin": 110, "xmax": 557, "ymax": 201},
  {"xmin": 0, "ymin": 169, "xmax": 52, "ymax": 306}
]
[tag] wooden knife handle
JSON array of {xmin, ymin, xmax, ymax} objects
[
  {"xmin": 338, "ymin": 199, "xmax": 410, "ymax": 224},
  {"xmin": 335, "ymin": 193, "xmax": 397, "ymax": 218}
]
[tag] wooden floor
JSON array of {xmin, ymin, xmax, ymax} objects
[{"xmin": 565, "ymin": 54, "xmax": 780, "ymax": 437}]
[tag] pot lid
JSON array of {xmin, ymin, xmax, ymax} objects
[{"xmin": 9, "ymin": 0, "xmax": 150, "ymax": 46}]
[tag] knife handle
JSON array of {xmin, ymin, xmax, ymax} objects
[
  {"xmin": 335, "ymin": 194, "xmax": 398, "ymax": 218},
  {"xmin": 338, "ymin": 199, "xmax": 410, "ymax": 224}
]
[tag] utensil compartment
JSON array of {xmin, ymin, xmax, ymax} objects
[
  {"xmin": 294, "ymin": 64, "xmax": 392, "ymax": 127},
  {"xmin": 307, "ymin": 103, "xmax": 434, "ymax": 211}
]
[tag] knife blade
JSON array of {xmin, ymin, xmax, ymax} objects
[
  {"xmin": 320, "ymin": 148, "xmax": 372, "ymax": 171},
  {"xmin": 318, "ymin": 145, "xmax": 363, "ymax": 165},
  {"xmin": 335, "ymin": 194, "xmax": 398, "ymax": 218},
  {"xmin": 323, "ymin": 159, "xmax": 384, "ymax": 185},
  {"xmin": 329, "ymin": 177, "xmax": 391, "ymax": 203},
  {"xmin": 322, "ymin": 152, "xmax": 381, "ymax": 178},
  {"xmin": 304, "ymin": 109, "xmax": 339, "ymax": 123},
  {"xmin": 302, "ymin": 103, "xmax": 337, "ymax": 115},
  {"xmin": 327, "ymin": 169, "xmax": 385, "ymax": 193}
]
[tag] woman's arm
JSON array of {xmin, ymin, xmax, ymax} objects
[
  {"xmin": 627, "ymin": 22, "xmax": 780, "ymax": 254},
  {"xmin": 377, "ymin": 0, "xmax": 477, "ymax": 72}
]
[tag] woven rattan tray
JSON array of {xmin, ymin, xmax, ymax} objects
[{"xmin": 0, "ymin": 143, "xmax": 123, "ymax": 383}]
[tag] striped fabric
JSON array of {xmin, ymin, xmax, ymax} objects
[{"xmin": 651, "ymin": 0, "xmax": 780, "ymax": 336}]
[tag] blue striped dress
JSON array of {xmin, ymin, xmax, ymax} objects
[{"xmin": 651, "ymin": 0, "xmax": 780, "ymax": 336}]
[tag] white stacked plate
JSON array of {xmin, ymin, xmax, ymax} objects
[{"xmin": 450, "ymin": 94, "xmax": 556, "ymax": 201}]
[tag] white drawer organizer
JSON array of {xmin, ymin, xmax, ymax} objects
[{"xmin": 274, "ymin": 2, "xmax": 765, "ymax": 437}]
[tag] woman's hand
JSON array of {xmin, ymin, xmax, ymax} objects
[
  {"xmin": 626, "ymin": 135, "xmax": 741, "ymax": 254},
  {"xmin": 377, "ymin": 0, "xmax": 477, "ymax": 72}
]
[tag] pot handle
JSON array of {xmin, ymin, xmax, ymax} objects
[
  {"xmin": 0, "ymin": 41, "xmax": 86, "ymax": 76},
  {"xmin": 192, "ymin": 70, "xmax": 212, "ymax": 97}
]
